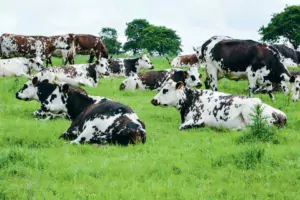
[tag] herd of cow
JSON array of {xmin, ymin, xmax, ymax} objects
[{"xmin": 1, "ymin": 33, "xmax": 300, "ymax": 146}]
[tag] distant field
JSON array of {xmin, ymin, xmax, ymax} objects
[{"xmin": 0, "ymin": 55, "xmax": 300, "ymax": 199}]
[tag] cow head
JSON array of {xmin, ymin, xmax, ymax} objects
[
  {"xmin": 151, "ymin": 80, "xmax": 185, "ymax": 107},
  {"xmin": 119, "ymin": 73, "xmax": 141, "ymax": 90},
  {"xmin": 94, "ymin": 57, "xmax": 109, "ymax": 76},
  {"xmin": 15, "ymin": 77, "xmax": 51, "ymax": 101},
  {"xmin": 28, "ymin": 57, "xmax": 45, "ymax": 72},
  {"xmin": 41, "ymin": 84, "xmax": 69, "ymax": 114},
  {"xmin": 291, "ymin": 75, "xmax": 300, "ymax": 102},
  {"xmin": 53, "ymin": 34, "xmax": 73, "ymax": 50},
  {"xmin": 137, "ymin": 54, "xmax": 154, "ymax": 70},
  {"xmin": 193, "ymin": 46, "xmax": 202, "ymax": 60},
  {"xmin": 185, "ymin": 67, "xmax": 203, "ymax": 88}
]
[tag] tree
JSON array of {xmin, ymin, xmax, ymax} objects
[
  {"xmin": 99, "ymin": 27, "xmax": 122, "ymax": 55},
  {"xmin": 141, "ymin": 25, "xmax": 182, "ymax": 56},
  {"xmin": 123, "ymin": 19, "xmax": 150, "ymax": 54},
  {"xmin": 259, "ymin": 5, "xmax": 300, "ymax": 49}
]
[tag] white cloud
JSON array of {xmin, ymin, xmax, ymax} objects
[{"xmin": 0, "ymin": 0, "xmax": 298, "ymax": 53}]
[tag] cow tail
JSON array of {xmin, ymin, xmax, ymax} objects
[{"xmin": 166, "ymin": 57, "xmax": 171, "ymax": 65}]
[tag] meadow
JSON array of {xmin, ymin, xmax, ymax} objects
[{"xmin": 0, "ymin": 55, "xmax": 300, "ymax": 199}]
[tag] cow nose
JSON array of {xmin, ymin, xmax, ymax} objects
[
  {"xmin": 151, "ymin": 99, "xmax": 158, "ymax": 106},
  {"xmin": 150, "ymin": 65, "xmax": 154, "ymax": 69},
  {"xmin": 15, "ymin": 92, "xmax": 21, "ymax": 100},
  {"xmin": 119, "ymin": 83, "xmax": 125, "ymax": 90},
  {"xmin": 196, "ymin": 82, "xmax": 202, "ymax": 88}
]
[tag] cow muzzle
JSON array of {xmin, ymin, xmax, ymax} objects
[
  {"xmin": 151, "ymin": 99, "xmax": 159, "ymax": 106},
  {"xmin": 196, "ymin": 82, "xmax": 202, "ymax": 89},
  {"xmin": 119, "ymin": 83, "xmax": 126, "ymax": 90}
]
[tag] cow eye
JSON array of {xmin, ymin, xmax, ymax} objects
[
  {"xmin": 191, "ymin": 75, "xmax": 196, "ymax": 81},
  {"xmin": 162, "ymin": 89, "xmax": 168, "ymax": 94},
  {"xmin": 101, "ymin": 64, "xmax": 104, "ymax": 67},
  {"xmin": 196, "ymin": 51, "xmax": 199, "ymax": 54}
]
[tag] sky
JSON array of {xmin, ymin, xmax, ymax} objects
[{"xmin": 0, "ymin": 0, "xmax": 298, "ymax": 53}]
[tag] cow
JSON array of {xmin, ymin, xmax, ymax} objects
[
  {"xmin": 40, "ymin": 84, "xmax": 146, "ymax": 145},
  {"xmin": 107, "ymin": 54, "xmax": 154, "ymax": 77},
  {"xmin": 166, "ymin": 54, "xmax": 200, "ymax": 68},
  {"xmin": 15, "ymin": 77, "xmax": 88, "ymax": 119},
  {"xmin": 119, "ymin": 67, "xmax": 203, "ymax": 91},
  {"xmin": 271, "ymin": 44, "xmax": 300, "ymax": 68},
  {"xmin": 194, "ymin": 36, "xmax": 296, "ymax": 101},
  {"xmin": 0, "ymin": 57, "xmax": 44, "ymax": 77},
  {"xmin": 35, "ymin": 57, "xmax": 109, "ymax": 87},
  {"xmin": 58, "ymin": 34, "xmax": 108, "ymax": 65},
  {"xmin": 151, "ymin": 80, "xmax": 287, "ymax": 130}
]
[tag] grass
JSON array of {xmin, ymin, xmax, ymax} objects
[{"xmin": 0, "ymin": 55, "xmax": 300, "ymax": 199}]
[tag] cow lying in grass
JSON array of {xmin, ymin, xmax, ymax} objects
[
  {"xmin": 35, "ymin": 58, "xmax": 109, "ymax": 87},
  {"xmin": 119, "ymin": 67, "xmax": 203, "ymax": 91},
  {"xmin": 41, "ymin": 84, "xmax": 146, "ymax": 145},
  {"xmin": 107, "ymin": 54, "xmax": 154, "ymax": 77},
  {"xmin": 15, "ymin": 77, "xmax": 87, "ymax": 120},
  {"xmin": 151, "ymin": 80, "xmax": 287, "ymax": 130},
  {"xmin": 0, "ymin": 57, "xmax": 44, "ymax": 77}
]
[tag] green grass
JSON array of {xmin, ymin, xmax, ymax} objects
[{"xmin": 0, "ymin": 55, "xmax": 300, "ymax": 199}]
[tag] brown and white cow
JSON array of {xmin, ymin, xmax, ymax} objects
[{"xmin": 166, "ymin": 54, "xmax": 200, "ymax": 68}]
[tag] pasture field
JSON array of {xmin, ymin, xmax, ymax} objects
[{"xmin": 0, "ymin": 55, "xmax": 300, "ymax": 199}]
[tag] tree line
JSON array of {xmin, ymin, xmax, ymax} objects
[{"xmin": 100, "ymin": 5, "xmax": 299, "ymax": 56}]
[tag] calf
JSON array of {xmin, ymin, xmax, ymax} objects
[
  {"xmin": 0, "ymin": 57, "xmax": 44, "ymax": 77},
  {"xmin": 194, "ymin": 36, "xmax": 296, "ymax": 101},
  {"xmin": 15, "ymin": 77, "xmax": 87, "ymax": 119},
  {"xmin": 166, "ymin": 54, "xmax": 199, "ymax": 68},
  {"xmin": 119, "ymin": 67, "xmax": 202, "ymax": 91},
  {"xmin": 108, "ymin": 54, "xmax": 154, "ymax": 77},
  {"xmin": 272, "ymin": 44, "xmax": 300, "ymax": 68},
  {"xmin": 41, "ymin": 84, "xmax": 146, "ymax": 145},
  {"xmin": 35, "ymin": 58, "xmax": 109, "ymax": 87},
  {"xmin": 151, "ymin": 80, "xmax": 287, "ymax": 130}
]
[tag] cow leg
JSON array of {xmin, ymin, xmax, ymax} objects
[
  {"xmin": 180, "ymin": 120, "xmax": 204, "ymax": 130},
  {"xmin": 206, "ymin": 66, "xmax": 218, "ymax": 91},
  {"xmin": 70, "ymin": 129, "xmax": 98, "ymax": 145},
  {"xmin": 246, "ymin": 69, "xmax": 258, "ymax": 98},
  {"xmin": 89, "ymin": 54, "xmax": 95, "ymax": 63}
]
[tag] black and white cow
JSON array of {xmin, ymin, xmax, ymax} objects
[
  {"xmin": 194, "ymin": 36, "xmax": 296, "ymax": 101},
  {"xmin": 119, "ymin": 67, "xmax": 203, "ymax": 91},
  {"xmin": 151, "ymin": 80, "xmax": 287, "ymax": 130},
  {"xmin": 107, "ymin": 54, "xmax": 154, "ymax": 77},
  {"xmin": 40, "ymin": 84, "xmax": 146, "ymax": 145},
  {"xmin": 35, "ymin": 58, "xmax": 109, "ymax": 87},
  {"xmin": 15, "ymin": 77, "xmax": 87, "ymax": 119},
  {"xmin": 272, "ymin": 44, "xmax": 300, "ymax": 68},
  {"xmin": 0, "ymin": 57, "xmax": 44, "ymax": 77}
]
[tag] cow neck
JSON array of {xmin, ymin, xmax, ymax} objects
[
  {"xmin": 36, "ymin": 83, "xmax": 57, "ymax": 103},
  {"xmin": 125, "ymin": 58, "xmax": 139, "ymax": 74},
  {"xmin": 176, "ymin": 88, "xmax": 201, "ymax": 123},
  {"xmin": 86, "ymin": 63, "xmax": 98, "ymax": 84},
  {"xmin": 66, "ymin": 91, "xmax": 97, "ymax": 120}
]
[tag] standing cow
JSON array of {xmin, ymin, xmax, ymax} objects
[
  {"xmin": 107, "ymin": 54, "xmax": 154, "ymax": 77},
  {"xmin": 166, "ymin": 54, "xmax": 200, "ymax": 68},
  {"xmin": 194, "ymin": 36, "xmax": 297, "ymax": 101},
  {"xmin": 151, "ymin": 80, "xmax": 287, "ymax": 130},
  {"xmin": 40, "ymin": 84, "xmax": 146, "ymax": 145},
  {"xmin": 119, "ymin": 67, "xmax": 202, "ymax": 91}
]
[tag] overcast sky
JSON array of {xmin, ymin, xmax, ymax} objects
[{"xmin": 0, "ymin": 0, "xmax": 298, "ymax": 53}]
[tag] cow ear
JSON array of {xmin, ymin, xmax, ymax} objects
[
  {"xmin": 42, "ymin": 79, "xmax": 49, "ymax": 83},
  {"xmin": 29, "ymin": 58, "xmax": 34, "ymax": 63},
  {"xmin": 176, "ymin": 81, "xmax": 184, "ymax": 90},
  {"xmin": 199, "ymin": 74, "xmax": 202, "ymax": 78},
  {"xmin": 184, "ymin": 71, "xmax": 188, "ymax": 78},
  {"xmin": 62, "ymin": 84, "xmax": 69, "ymax": 93},
  {"xmin": 193, "ymin": 47, "xmax": 196, "ymax": 51},
  {"xmin": 32, "ymin": 77, "xmax": 38, "ymax": 86},
  {"xmin": 290, "ymin": 76, "xmax": 296, "ymax": 83},
  {"xmin": 95, "ymin": 60, "xmax": 100, "ymax": 65},
  {"xmin": 136, "ymin": 83, "xmax": 139, "ymax": 90}
]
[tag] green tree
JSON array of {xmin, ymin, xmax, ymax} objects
[
  {"xmin": 141, "ymin": 25, "xmax": 182, "ymax": 56},
  {"xmin": 99, "ymin": 27, "xmax": 122, "ymax": 55},
  {"xmin": 123, "ymin": 19, "xmax": 150, "ymax": 54},
  {"xmin": 259, "ymin": 5, "xmax": 300, "ymax": 49}
]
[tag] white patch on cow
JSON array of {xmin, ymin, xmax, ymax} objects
[
  {"xmin": 291, "ymin": 75, "xmax": 300, "ymax": 102},
  {"xmin": 43, "ymin": 86, "xmax": 68, "ymax": 113},
  {"xmin": 136, "ymin": 54, "xmax": 154, "ymax": 70},
  {"xmin": 170, "ymin": 56, "xmax": 181, "ymax": 67},
  {"xmin": 185, "ymin": 66, "xmax": 202, "ymax": 87},
  {"xmin": 16, "ymin": 80, "xmax": 38, "ymax": 100},
  {"xmin": 120, "ymin": 73, "xmax": 145, "ymax": 90}
]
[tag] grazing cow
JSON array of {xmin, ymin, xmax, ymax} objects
[
  {"xmin": 16, "ymin": 77, "xmax": 88, "ymax": 119},
  {"xmin": 41, "ymin": 84, "xmax": 146, "ymax": 145},
  {"xmin": 194, "ymin": 36, "xmax": 296, "ymax": 101},
  {"xmin": 0, "ymin": 57, "xmax": 44, "ymax": 77},
  {"xmin": 35, "ymin": 58, "xmax": 109, "ymax": 87},
  {"xmin": 108, "ymin": 54, "xmax": 154, "ymax": 77},
  {"xmin": 119, "ymin": 67, "xmax": 203, "ymax": 90},
  {"xmin": 166, "ymin": 54, "xmax": 199, "ymax": 68},
  {"xmin": 151, "ymin": 80, "xmax": 287, "ymax": 130},
  {"xmin": 272, "ymin": 44, "xmax": 300, "ymax": 67}
]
